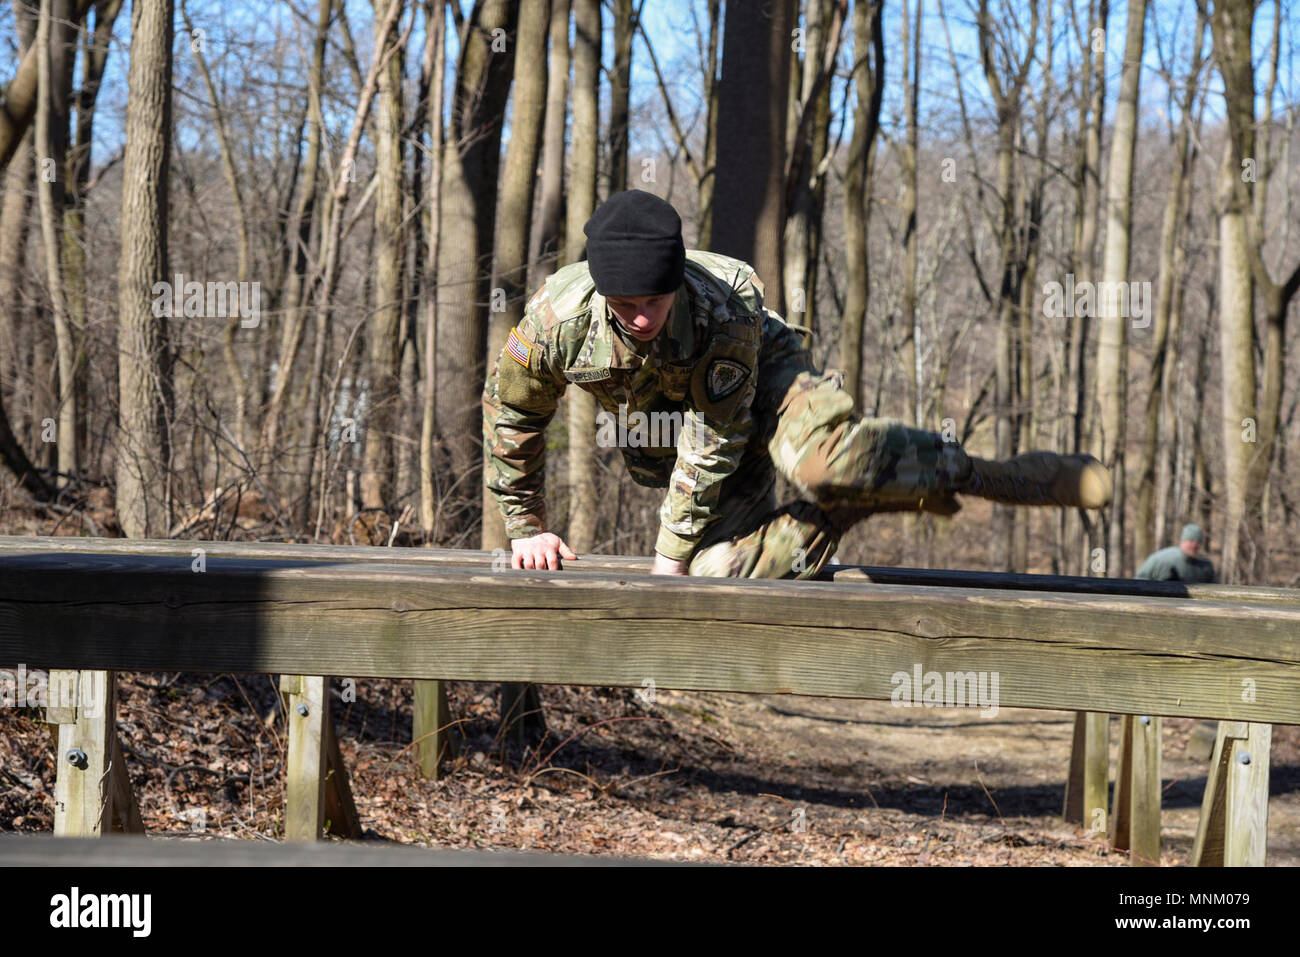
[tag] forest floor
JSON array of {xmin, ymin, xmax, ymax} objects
[
  {"xmin": 3, "ymin": 673, "xmax": 1298, "ymax": 865},
  {"xmin": 3, "ymin": 503, "xmax": 1299, "ymax": 864}
]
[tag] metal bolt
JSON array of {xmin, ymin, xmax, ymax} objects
[
  {"xmin": 1138, "ymin": 715, "xmax": 1151, "ymax": 726},
  {"xmin": 66, "ymin": 748, "xmax": 87, "ymax": 768},
  {"xmin": 295, "ymin": 703, "xmax": 309, "ymax": 717},
  {"xmin": 1237, "ymin": 751, "xmax": 1251, "ymax": 766}
]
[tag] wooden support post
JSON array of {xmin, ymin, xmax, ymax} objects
[
  {"xmin": 413, "ymin": 679, "xmax": 456, "ymax": 780},
  {"xmin": 282, "ymin": 674, "xmax": 326, "ymax": 841},
  {"xmin": 1063, "ymin": 711, "xmax": 1110, "ymax": 833},
  {"xmin": 1190, "ymin": 722, "xmax": 1271, "ymax": 866},
  {"xmin": 323, "ymin": 709, "xmax": 362, "ymax": 838},
  {"xmin": 282, "ymin": 675, "xmax": 361, "ymax": 840},
  {"xmin": 499, "ymin": 682, "xmax": 546, "ymax": 752},
  {"xmin": 1110, "ymin": 714, "xmax": 1161, "ymax": 865},
  {"xmin": 49, "ymin": 670, "xmax": 142, "ymax": 836}
]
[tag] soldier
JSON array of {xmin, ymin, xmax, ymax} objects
[
  {"xmin": 483, "ymin": 190, "xmax": 1112, "ymax": 577},
  {"xmin": 1135, "ymin": 524, "xmax": 1217, "ymax": 583}
]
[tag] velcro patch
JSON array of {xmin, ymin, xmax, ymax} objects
[
  {"xmin": 706, "ymin": 358, "xmax": 750, "ymax": 402},
  {"xmin": 505, "ymin": 327, "xmax": 533, "ymax": 368}
]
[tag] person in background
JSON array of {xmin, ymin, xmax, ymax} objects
[{"xmin": 1135, "ymin": 523, "xmax": 1217, "ymax": 583}]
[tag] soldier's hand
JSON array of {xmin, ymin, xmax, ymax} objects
[
  {"xmin": 651, "ymin": 553, "xmax": 689, "ymax": 576},
  {"xmin": 511, "ymin": 532, "xmax": 577, "ymax": 571}
]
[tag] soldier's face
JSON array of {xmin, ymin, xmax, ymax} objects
[
  {"xmin": 1181, "ymin": 539, "xmax": 1201, "ymax": 556},
  {"xmin": 607, "ymin": 291, "xmax": 676, "ymax": 342}
]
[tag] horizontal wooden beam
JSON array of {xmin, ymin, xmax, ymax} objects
[
  {"xmin": 3, "ymin": 535, "xmax": 1296, "ymax": 604},
  {"xmin": 0, "ymin": 834, "xmax": 660, "ymax": 866},
  {"xmin": 2, "ymin": 549, "xmax": 1299, "ymax": 722}
]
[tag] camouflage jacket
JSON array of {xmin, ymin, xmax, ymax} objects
[{"xmin": 483, "ymin": 249, "xmax": 791, "ymax": 560}]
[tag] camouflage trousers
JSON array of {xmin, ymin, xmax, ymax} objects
[{"xmin": 687, "ymin": 361, "xmax": 969, "ymax": 580}]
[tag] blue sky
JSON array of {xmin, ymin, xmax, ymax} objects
[{"xmin": 0, "ymin": 0, "xmax": 1294, "ymax": 169}]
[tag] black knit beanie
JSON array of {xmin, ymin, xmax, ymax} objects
[{"xmin": 583, "ymin": 190, "xmax": 685, "ymax": 297}]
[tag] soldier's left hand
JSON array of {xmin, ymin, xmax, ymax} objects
[{"xmin": 651, "ymin": 553, "xmax": 689, "ymax": 576}]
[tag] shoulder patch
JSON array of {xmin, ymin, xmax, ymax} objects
[
  {"xmin": 706, "ymin": 358, "xmax": 750, "ymax": 402},
  {"xmin": 505, "ymin": 327, "xmax": 533, "ymax": 368}
]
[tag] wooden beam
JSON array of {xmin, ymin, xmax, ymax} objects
[
  {"xmin": 412, "ymin": 679, "xmax": 456, "ymax": 780},
  {"xmin": 51, "ymin": 670, "xmax": 115, "ymax": 836},
  {"xmin": 322, "ymin": 707, "xmax": 361, "ymax": 838},
  {"xmin": 281, "ymin": 675, "xmax": 327, "ymax": 841},
  {"xmin": 1110, "ymin": 714, "xmax": 1161, "ymax": 865},
  {"xmin": 0, "ymin": 833, "xmax": 672, "ymax": 866},
  {"xmin": 1063, "ymin": 712, "xmax": 1109, "ymax": 830},
  {"xmin": 4, "ymin": 553, "xmax": 1300, "ymax": 723},
  {"xmin": 5, "ymin": 535, "xmax": 1299, "ymax": 605},
  {"xmin": 1190, "ymin": 722, "xmax": 1271, "ymax": 866},
  {"xmin": 109, "ymin": 730, "xmax": 146, "ymax": 835}
]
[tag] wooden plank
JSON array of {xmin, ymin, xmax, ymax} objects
[
  {"xmin": 1112, "ymin": 714, "xmax": 1161, "ymax": 865},
  {"xmin": 1110, "ymin": 715, "xmax": 1133, "ymax": 847},
  {"xmin": 1083, "ymin": 712, "xmax": 1110, "ymax": 836},
  {"xmin": 109, "ymin": 729, "xmax": 145, "ymax": 835},
  {"xmin": 322, "ymin": 711, "xmax": 361, "ymax": 838},
  {"xmin": 1224, "ymin": 723, "xmax": 1270, "ymax": 867},
  {"xmin": 53, "ymin": 671, "xmax": 115, "ymax": 837},
  {"xmin": 283, "ymin": 675, "xmax": 327, "ymax": 841},
  {"xmin": 3, "ymin": 554, "xmax": 1300, "ymax": 722},
  {"xmin": 412, "ymin": 679, "xmax": 455, "ymax": 780},
  {"xmin": 1191, "ymin": 721, "xmax": 1239, "ymax": 866},
  {"xmin": 1130, "ymin": 715, "xmax": 1162, "ymax": 867},
  {"xmin": 1063, "ymin": 713, "xmax": 1087, "ymax": 822},
  {"xmin": 0, "ymin": 833, "xmax": 679, "ymax": 867},
  {"xmin": 5, "ymin": 535, "xmax": 1300, "ymax": 605}
]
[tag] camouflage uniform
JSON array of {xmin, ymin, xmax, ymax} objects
[{"xmin": 482, "ymin": 250, "xmax": 968, "ymax": 579}]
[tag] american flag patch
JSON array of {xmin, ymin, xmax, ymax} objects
[{"xmin": 505, "ymin": 327, "xmax": 533, "ymax": 368}]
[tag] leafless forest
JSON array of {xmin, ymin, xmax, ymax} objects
[{"xmin": 1, "ymin": 0, "xmax": 1299, "ymax": 584}]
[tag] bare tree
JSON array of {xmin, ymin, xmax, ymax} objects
[
  {"xmin": 564, "ymin": 0, "xmax": 600, "ymax": 552},
  {"xmin": 839, "ymin": 0, "xmax": 885, "ymax": 407},
  {"xmin": 116, "ymin": 0, "xmax": 176, "ymax": 538},
  {"xmin": 712, "ymin": 0, "xmax": 795, "ymax": 307},
  {"xmin": 1092, "ymin": 0, "xmax": 1146, "ymax": 577}
]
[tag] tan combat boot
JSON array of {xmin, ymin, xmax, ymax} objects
[{"xmin": 962, "ymin": 452, "xmax": 1112, "ymax": 509}]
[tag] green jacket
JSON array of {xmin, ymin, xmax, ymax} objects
[
  {"xmin": 482, "ymin": 249, "xmax": 792, "ymax": 560},
  {"xmin": 1135, "ymin": 545, "xmax": 1217, "ymax": 583}
]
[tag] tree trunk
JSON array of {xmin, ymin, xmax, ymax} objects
[
  {"xmin": 436, "ymin": 0, "xmax": 519, "ymax": 533},
  {"xmin": 609, "ymin": 0, "xmax": 633, "ymax": 193},
  {"xmin": 420, "ymin": 0, "xmax": 447, "ymax": 535},
  {"xmin": 528, "ymin": 0, "xmax": 569, "ymax": 288},
  {"xmin": 361, "ymin": 0, "xmax": 406, "ymax": 510},
  {"xmin": 564, "ymin": 0, "xmax": 600, "ymax": 552},
  {"xmin": 838, "ymin": 0, "xmax": 884, "ymax": 407},
  {"xmin": 35, "ymin": 0, "xmax": 79, "ymax": 488},
  {"xmin": 697, "ymin": 0, "xmax": 722, "ymax": 248},
  {"xmin": 1209, "ymin": 0, "xmax": 1259, "ymax": 582},
  {"xmin": 0, "ymin": 0, "xmax": 95, "ymax": 175},
  {"xmin": 1062, "ymin": 0, "xmax": 1107, "ymax": 575},
  {"xmin": 483, "ymin": 0, "xmax": 549, "ymax": 550},
  {"xmin": 1093, "ymin": 0, "xmax": 1146, "ymax": 578},
  {"xmin": 116, "ymin": 0, "xmax": 175, "ymax": 538},
  {"xmin": 711, "ymin": 0, "xmax": 794, "ymax": 306}
]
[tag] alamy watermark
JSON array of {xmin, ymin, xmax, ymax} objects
[
  {"xmin": 1042, "ymin": 273, "xmax": 1151, "ymax": 328},
  {"xmin": 890, "ymin": 664, "xmax": 1000, "ymax": 718},
  {"xmin": 151, "ymin": 273, "xmax": 261, "ymax": 328},
  {"xmin": 595, "ymin": 403, "xmax": 687, "ymax": 449},
  {"xmin": 0, "ymin": 665, "xmax": 105, "ymax": 718}
]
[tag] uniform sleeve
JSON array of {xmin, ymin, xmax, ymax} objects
[
  {"xmin": 482, "ymin": 300, "xmax": 565, "ymax": 539},
  {"xmin": 653, "ymin": 319, "xmax": 761, "ymax": 561}
]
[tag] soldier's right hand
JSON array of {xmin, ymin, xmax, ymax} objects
[{"xmin": 511, "ymin": 532, "xmax": 578, "ymax": 571}]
